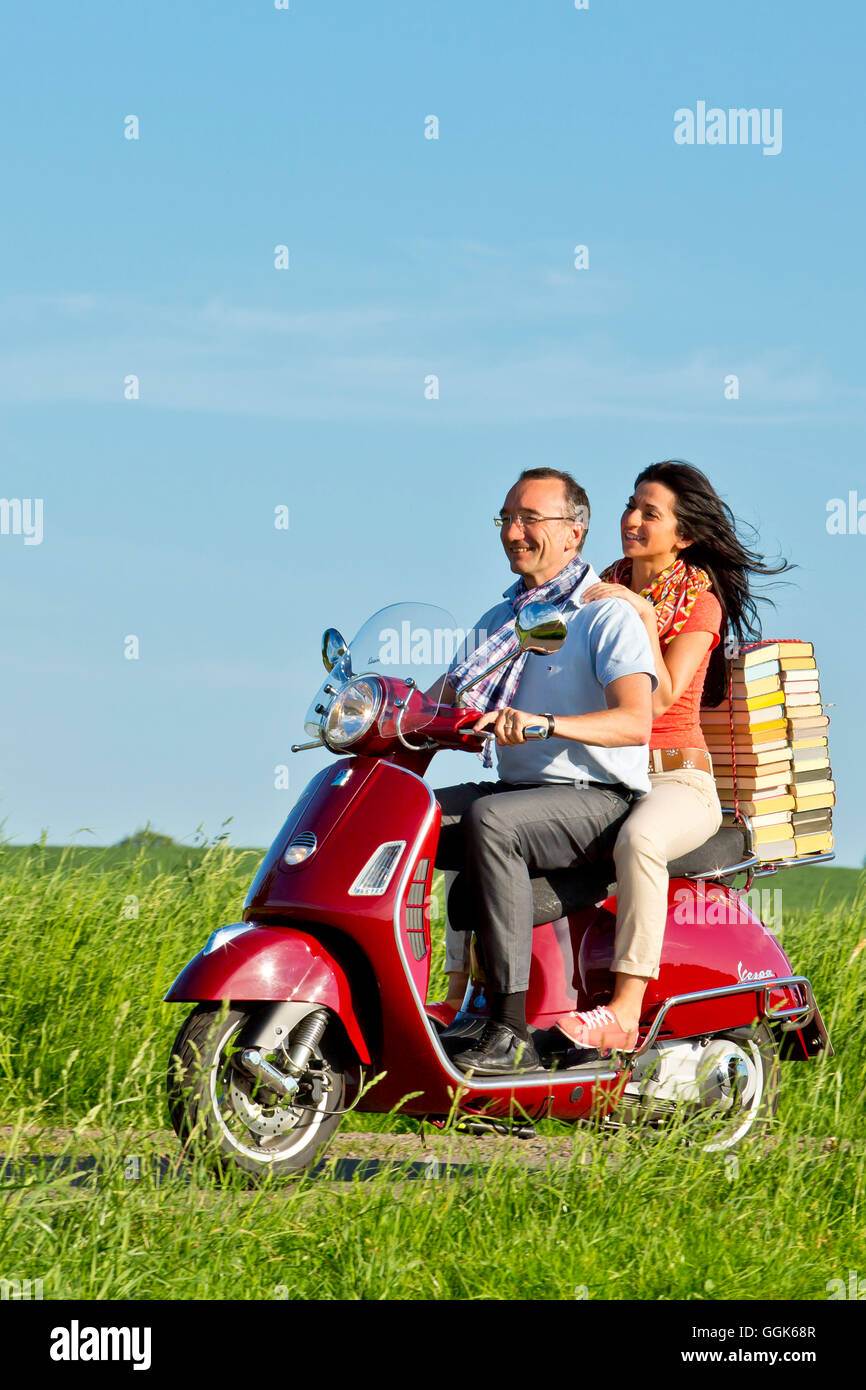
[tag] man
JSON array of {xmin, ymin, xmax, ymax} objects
[{"xmin": 435, "ymin": 467, "xmax": 656, "ymax": 1075}]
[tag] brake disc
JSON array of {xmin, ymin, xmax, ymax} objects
[{"xmin": 226, "ymin": 1068, "xmax": 302, "ymax": 1137}]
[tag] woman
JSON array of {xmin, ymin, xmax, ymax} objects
[{"xmin": 555, "ymin": 459, "xmax": 788, "ymax": 1051}]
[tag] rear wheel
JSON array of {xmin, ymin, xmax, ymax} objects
[
  {"xmin": 619, "ymin": 1022, "xmax": 781, "ymax": 1154},
  {"xmin": 696, "ymin": 1023, "xmax": 780, "ymax": 1153},
  {"xmin": 167, "ymin": 1004, "xmax": 346, "ymax": 1179}
]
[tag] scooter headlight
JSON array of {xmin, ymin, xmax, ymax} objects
[{"xmin": 324, "ymin": 677, "xmax": 383, "ymax": 749}]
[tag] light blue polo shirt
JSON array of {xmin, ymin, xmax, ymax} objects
[{"xmin": 461, "ymin": 561, "xmax": 657, "ymax": 795}]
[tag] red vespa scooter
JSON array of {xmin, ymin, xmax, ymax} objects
[{"xmin": 165, "ymin": 601, "xmax": 832, "ymax": 1178}]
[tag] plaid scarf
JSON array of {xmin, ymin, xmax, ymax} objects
[
  {"xmin": 448, "ymin": 555, "xmax": 589, "ymax": 766},
  {"xmin": 599, "ymin": 556, "xmax": 711, "ymax": 647}
]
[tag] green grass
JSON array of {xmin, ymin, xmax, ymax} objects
[{"xmin": 0, "ymin": 842, "xmax": 864, "ymax": 1300}]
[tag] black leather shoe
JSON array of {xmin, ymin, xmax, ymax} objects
[
  {"xmin": 439, "ymin": 1011, "xmax": 489, "ymax": 1053},
  {"xmin": 451, "ymin": 1020, "xmax": 542, "ymax": 1075}
]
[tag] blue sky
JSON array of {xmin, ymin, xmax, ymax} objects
[{"xmin": 2, "ymin": 1, "xmax": 865, "ymax": 864}]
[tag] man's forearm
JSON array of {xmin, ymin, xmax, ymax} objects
[{"xmin": 548, "ymin": 708, "xmax": 651, "ymax": 749}]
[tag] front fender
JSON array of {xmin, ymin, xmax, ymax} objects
[{"xmin": 164, "ymin": 923, "xmax": 371, "ymax": 1064}]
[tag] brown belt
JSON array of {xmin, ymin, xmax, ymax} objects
[{"xmin": 648, "ymin": 747, "xmax": 713, "ymax": 775}]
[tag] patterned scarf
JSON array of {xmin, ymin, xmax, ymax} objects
[
  {"xmin": 599, "ymin": 556, "xmax": 712, "ymax": 647},
  {"xmin": 448, "ymin": 554, "xmax": 589, "ymax": 766}
]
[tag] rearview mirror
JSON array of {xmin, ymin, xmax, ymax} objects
[
  {"xmin": 322, "ymin": 628, "xmax": 350, "ymax": 673},
  {"xmin": 514, "ymin": 601, "xmax": 568, "ymax": 655},
  {"xmin": 454, "ymin": 601, "xmax": 568, "ymax": 706}
]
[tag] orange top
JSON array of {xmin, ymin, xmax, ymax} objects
[{"xmin": 650, "ymin": 591, "xmax": 722, "ymax": 751}]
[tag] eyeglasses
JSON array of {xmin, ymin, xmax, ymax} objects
[{"xmin": 494, "ymin": 512, "xmax": 577, "ymax": 530}]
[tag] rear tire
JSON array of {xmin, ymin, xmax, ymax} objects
[
  {"xmin": 697, "ymin": 1023, "xmax": 780, "ymax": 1153},
  {"xmin": 167, "ymin": 1004, "xmax": 346, "ymax": 1180}
]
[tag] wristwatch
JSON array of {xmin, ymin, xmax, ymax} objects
[{"xmin": 543, "ymin": 713, "xmax": 556, "ymax": 739}]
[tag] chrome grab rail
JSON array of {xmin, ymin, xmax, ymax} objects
[
  {"xmin": 631, "ymin": 974, "xmax": 816, "ymax": 1060},
  {"xmin": 715, "ymin": 811, "xmax": 836, "ymax": 879}
]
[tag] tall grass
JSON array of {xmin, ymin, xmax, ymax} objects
[{"xmin": 0, "ymin": 843, "xmax": 864, "ymax": 1300}]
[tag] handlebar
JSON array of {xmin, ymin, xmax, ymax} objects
[{"xmin": 458, "ymin": 723, "xmax": 547, "ymax": 742}]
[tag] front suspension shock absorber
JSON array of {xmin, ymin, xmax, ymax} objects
[{"xmin": 283, "ymin": 1008, "xmax": 330, "ymax": 1076}]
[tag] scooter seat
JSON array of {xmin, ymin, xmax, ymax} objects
[{"xmin": 529, "ymin": 824, "xmax": 748, "ymax": 926}]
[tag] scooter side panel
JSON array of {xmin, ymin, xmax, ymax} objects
[
  {"xmin": 578, "ymin": 879, "xmax": 806, "ymax": 1037},
  {"xmin": 163, "ymin": 925, "xmax": 371, "ymax": 1064}
]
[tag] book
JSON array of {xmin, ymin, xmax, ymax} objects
[
  {"xmin": 790, "ymin": 759, "xmax": 831, "ymax": 777},
  {"xmin": 717, "ymin": 794, "xmax": 795, "ymax": 815},
  {"xmin": 711, "ymin": 750, "xmax": 795, "ymax": 772},
  {"xmin": 776, "ymin": 641, "xmax": 814, "ymax": 657},
  {"xmin": 714, "ymin": 771, "xmax": 792, "ymax": 791},
  {"xmin": 787, "ymin": 716, "xmax": 829, "ymax": 732},
  {"xmin": 779, "ymin": 657, "xmax": 816, "ymax": 671},
  {"xmin": 702, "ymin": 710, "xmax": 785, "ymax": 729},
  {"xmin": 703, "ymin": 732, "xmax": 788, "ymax": 752},
  {"xmin": 755, "ymin": 840, "xmax": 797, "ymax": 861},
  {"xmin": 791, "ymin": 766, "xmax": 832, "ymax": 785},
  {"xmin": 784, "ymin": 694, "xmax": 824, "ymax": 711},
  {"xmin": 792, "ymin": 810, "xmax": 833, "ymax": 833},
  {"xmin": 731, "ymin": 676, "xmax": 783, "ymax": 698},
  {"xmin": 731, "ymin": 692, "xmax": 788, "ymax": 712},
  {"xmin": 794, "ymin": 831, "xmax": 833, "ymax": 855},
  {"xmin": 730, "ymin": 658, "xmax": 779, "ymax": 683},
  {"xmin": 734, "ymin": 643, "xmax": 780, "ymax": 667},
  {"xmin": 789, "ymin": 775, "xmax": 835, "ymax": 793},
  {"xmin": 750, "ymin": 810, "xmax": 795, "ymax": 828},
  {"xmin": 781, "ymin": 672, "xmax": 819, "ymax": 687},
  {"xmin": 791, "ymin": 737, "xmax": 828, "ymax": 750},
  {"xmin": 791, "ymin": 792, "xmax": 836, "ymax": 812},
  {"xmin": 753, "ymin": 822, "xmax": 794, "ymax": 842}
]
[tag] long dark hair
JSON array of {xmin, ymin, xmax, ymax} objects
[{"xmin": 632, "ymin": 460, "xmax": 792, "ymax": 706}]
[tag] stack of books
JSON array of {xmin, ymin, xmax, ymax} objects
[
  {"xmin": 780, "ymin": 641, "xmax": 834, "ymax": 856},
  {"xmin": 699, "ymin": 640, "xmax": 833, "ymax": 862}
]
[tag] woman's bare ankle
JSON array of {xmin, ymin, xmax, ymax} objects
[{"xmin": 610, "ymin": 973, "xmax": 650, "ymax": 1032}]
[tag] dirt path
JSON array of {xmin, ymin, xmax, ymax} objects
[{"xmin": 0, "ymin": 1124, "xmax": 591, "ymax": 1180}]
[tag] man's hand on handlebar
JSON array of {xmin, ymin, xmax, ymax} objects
[{"xmin": 472, "ymin": 706, "xmax": 546, "ymax": 745}]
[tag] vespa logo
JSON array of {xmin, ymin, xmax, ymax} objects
[{"xmin": 737, "ymin": 960, "xmax": 774, "ymax": 983}]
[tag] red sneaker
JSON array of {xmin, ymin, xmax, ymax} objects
[{"xmin": 555, "ymin": 1006, "xmax": 639, "ymax": 1052}]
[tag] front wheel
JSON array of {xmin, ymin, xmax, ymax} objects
[{"xmin": 167, "ymin": 1004, "xmax": 346, "ymax": 1179}]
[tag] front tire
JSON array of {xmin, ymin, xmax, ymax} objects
[{"xmin": 167, "ymin": 1004, "xmax": 346, "ymax": 1179}]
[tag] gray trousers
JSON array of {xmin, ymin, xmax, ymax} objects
[{"xmin": 435, "ymin": 780, "xmax": 633, "ymax": 995}]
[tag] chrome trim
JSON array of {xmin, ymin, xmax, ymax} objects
[
  {"xmin": 291, "ymin": 738, "xmax": 325, "ymax": 753},
  {"xmin": 238, "ymin": 1049, "xmax": 299, "ymax": 1100},
  {"xmin": 348, "ymin": 840, "xmax": 406, "ymax": 897},
  {"xmin": 394, "ymin": 700, "xmax": 437, "ymax": 751},
  {"xmin": 716, "ymin": 811, "xmax": 836, "ymax": 877},
  {"xmin": 202, "ymin": 922, "xmax": 255, "ymax": 956},
  {"xmin": 688, "ymin": 854, "xmax": 761, "ymax": 882},
  {"xmin": 632, "ymin": 974, "xmax": 818, "ymax": 1060},
  {"xmin": 752, "ymin": 851, "xmax": 835, "ymax": 877},
  {"xmin": 284, "ymin": 830, "xmax": 317, "ymax": 865},
  {"xmin": 323, "ymin": 676, "xmax": 384, "ymax": 752}
]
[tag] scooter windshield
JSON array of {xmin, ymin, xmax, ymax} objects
[{"xmin": 304, "ymin": 601, "xmax": 466, "ymax": 740}]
